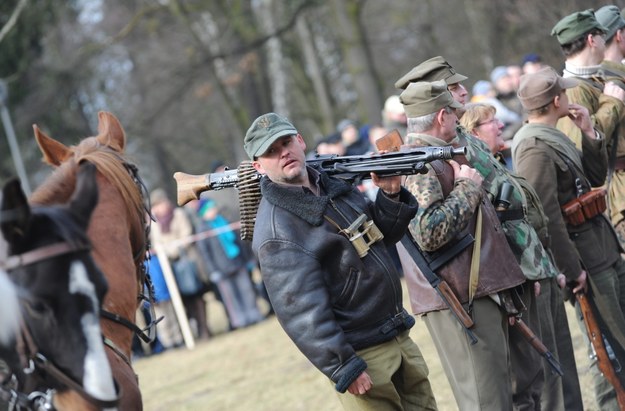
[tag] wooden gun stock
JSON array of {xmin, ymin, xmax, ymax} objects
[
  {"xmin": 513, "ymin": 317, "xmax": 563, "ymax": 376},
  {"xmin": 375, "ymin": 129, "xmax": 404, "ymax": 152},
  {"xmin": 438, "ymin": 281, "xmax": 473, "ymax": 329},
  {"xmin": 576, "ymin": 291, "xmax": 625, "ymax": 409},
  {"xmin": 173, "ymin": 172, "xmax": 211, "ymax": 206}
]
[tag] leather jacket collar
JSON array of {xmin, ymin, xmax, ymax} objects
[{"xmin": 260, "ymin": 168, "xmax": 353, "ymax": 226}]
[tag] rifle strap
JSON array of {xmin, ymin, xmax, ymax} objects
[{"xmin": 468, "ymin": 206, "xmax": 483, "ymax": 307}]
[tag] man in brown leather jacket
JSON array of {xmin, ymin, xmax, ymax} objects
[
  {"xmin": 513, "ymin": 66, "xmax": 625, "ymax": 411},
  {"xmin": 244, "ymin": 112, "xmax": 437, "ymax": 410},
  {"xmin": 399, "ymin": 81, "xmax": 526, "ymax": 411}
]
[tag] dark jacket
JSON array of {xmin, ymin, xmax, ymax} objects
[
  {"xmin": 252, "ymin": 168, "xmax": 418, "ymax": 393},
  {"xmin": 514, "ymin": 123, "xmax": 621, "ymax": 280}
]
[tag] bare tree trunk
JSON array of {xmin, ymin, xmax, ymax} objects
[
  {"xmin": 331, "ymin": 0, "xmax": 383, "ymax": 125},
  {"xmin": 295, "ymin": 15, "xmax": 334, "ymax": 133},
  {"xmin": 253, "ymin": 0, "xmax": 289, "ymax": 117},
  {"xmin": 168, "ymin": 0, "xmax": 249, "ymax": 162}
]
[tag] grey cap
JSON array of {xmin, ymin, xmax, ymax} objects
[
  {"xmin": 400, "ymin": 80, "xmax": 463, "ymax": 118},
  {"xmin": 551, "ymin": 9, "xmax": 608, "ymax": 45},
  {"xmin": 244, "ymin": 113, "xmax": 298, "ymax": 159},
  {"xmin": 596, "ymin": 5, "xmax": 625, "ymax": 40},
  {"xmin": 394, "ymin": 56, "xmax": 468, "ymax": 90}
]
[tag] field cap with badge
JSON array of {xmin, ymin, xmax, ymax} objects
[
  {"xmin": 400, "ymin": 80, "xmax": 463, "ymax": 117},
  {"xmin": 244, "ymin": 112, "xmax": 298, "ymax": 160},
  {"xmin": 595, "ymin": 5, "xmax": 625, "ymax": 41},
  {"xmin": 551, "ymin": 9, "xmax": 608, "ymax": 45},
  {"xmin": 395, "ymin": 56, "xmax": 467, "ymax": 90},
  {"xmin": 517, "ymin": 67, "xmax": 578, "ymax": 111}
]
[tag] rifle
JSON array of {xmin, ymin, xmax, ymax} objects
[
  {"xmin": 576, "ymin": 291, "xmax": 625, "ymax": 410},
  {"xmin": 512, "ymin": 317, "xmax": 563, "ymax": 376},
  {"xmin": 174, "ymin": 134, "xmax": 466, "ymax": 240}
]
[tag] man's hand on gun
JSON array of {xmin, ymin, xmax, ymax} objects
[
  {"xmin": 556, "ymin": 270, "xmax": 588, "ymax": 294},
  {"xmin": 449, "ymin": 159, "xmax": 483, "ymax": 186},
  {"xmin": 371, "ymin": 173, "xmax": 402, "ymax": 199}
]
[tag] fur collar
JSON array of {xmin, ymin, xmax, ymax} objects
[{"xmin": 260, "ymin": 171, "xmax": 353, "ymax": 226}]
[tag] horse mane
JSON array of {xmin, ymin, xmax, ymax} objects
[{"xmin": 31, "ymin": 137, "xmax": 147, "ymax": 269}]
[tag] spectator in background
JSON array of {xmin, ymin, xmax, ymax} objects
[
  {"xmin": 470, "ymin": 80, "xmax": 494, "ymax": 103},
  {"xmin": 381, "ymin": 95, "xmax": 407, "ymax": 137},
  {"xmin": 522, "ymin": 53, "xmax": 546, "ymax": 74},
  {"xmin": 196, "ymin": 198, "xmax": 264, "ymax": 330},
  {"xmin": 508, "ymin": 64, "xmax": 523, "ymax": 91},
  {"xmin": 336, "ymin": 119, "xmax": 370, "ymax": 155},
  {"xmin": 310, "ymin": 132, "xmax": 346, "ymax": 158},
  {"xmin": 150, "ymin": 188, "xmax": 212, "ymax": 341},
  {"xmin": 490, "ymin": 65, "xmax": 524, "ymax": 155}
]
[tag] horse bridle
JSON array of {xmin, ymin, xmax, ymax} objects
[
  {"xmin": 0, "ymin": 241, "xmax": 122, "ymax": 411},
  {"xmin": 98, "ymin": 160, "xmax": 162, "ymax": 368}
]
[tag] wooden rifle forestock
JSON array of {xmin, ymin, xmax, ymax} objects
[{"xmin": 576, "ymin": 291, "xmax": 625, "ymax": 410}]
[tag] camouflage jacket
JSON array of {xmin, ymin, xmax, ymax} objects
[
  {"xmin": 402, "ymin": 132, "xmax": 526, "ymax": 314},
  {"xmin": 455, "ymin": 127, "xmax": 558, "ymax": 280}
]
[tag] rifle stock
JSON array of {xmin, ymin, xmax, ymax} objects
[
  {"xmin": 513, "ymin": 317, "xmax": 563, "ymax": 376},
  {"xmin": 576, "ymin": 291, "xmax": 625, "ymax": 409}
]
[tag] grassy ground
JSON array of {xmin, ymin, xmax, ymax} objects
[{"xmin": 135, "ymin": 283, "xmax": 599, "ymax": 411}]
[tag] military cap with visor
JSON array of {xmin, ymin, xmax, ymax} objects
[
  {"xmin": 395, "ymin": 56, "xmax": 468, "ymax": 90},
  {"xmin": 596, "ymin": 5, "xmax": 625, "ymax": 41},
  {"xmin": 244, "ymin": 112, "xmax": 298, "ymax": 159},
  {"xmin": 517, "ymin": 67, "xmax": 578, "ymax": 111},
  {"xmin": 400, "ymin": 80, "xmax": 463, "ymax": 118},
  {"xmin": 551, "ymin": 9, "xmax": 608, "ymax": 45}
]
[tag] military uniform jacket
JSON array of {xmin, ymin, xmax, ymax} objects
[
  {"xmin": 556, "ymin": 76, "xmax": 624, "ymax": 151},
  {"xmin": 601, "ymin": 60, "xmax": 625, "ymax": 225},
  {"xmin": 513, "ymin": 123, "xmax": 620, "ymax": 280},
  {"xmin": 402, "ymin": 133, "xmax": 526, "ymax": 315}
]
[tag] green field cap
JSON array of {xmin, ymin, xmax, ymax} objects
[
  {"xmin": 395, "ymin": 56, "xmax": 467, "ymax": 90},
  {"xmin": 400, "ymin": 80, "xmax": 463, "ymax": 117},
  {"xmin": 551, "ymin": 9, "xmax": 607, "ymax": 45},
  {"xmin": 596, "ymin": 5, "xmax": 625, "ymax": 40},
  {"xmin": 244, "ymin": 113, "xmax": 298, "ymax": 159}
]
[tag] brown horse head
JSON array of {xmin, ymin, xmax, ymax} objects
[
  {"xmin": 34, "ymin": 112, "xmax": 126, "ymax": 167},
  {"xmin": 30, "ymin": 112, "xmax": 146, "ymax": 410}
]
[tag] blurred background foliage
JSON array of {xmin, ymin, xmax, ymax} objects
[{"xmin": 0, "ymin": 0, "xmax": 621, "ymax": 195}]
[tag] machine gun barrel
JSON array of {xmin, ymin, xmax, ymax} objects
[{"xmin": 174, "ymin": 146, "xmax": 466, "ymax": 206}]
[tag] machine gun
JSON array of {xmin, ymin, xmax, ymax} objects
[{"xmin": 174, "ymin": 136, "xmax": 466, "ymax": 240}]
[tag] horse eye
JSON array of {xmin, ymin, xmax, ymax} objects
[{"xmin": 25, "ymin": 299, "xmax": 49, "ymax": 316}]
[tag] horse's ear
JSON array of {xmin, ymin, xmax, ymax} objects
[
  {"xmin": 33, "ymin": 125, "xmax": 71, "ymax": 167},
  {"xmin": 1, "ymin": 178, "xmax": 31, "ymax": 243},
  {"xmin": 96, "ymin": 112, "xmax": 126, "ymax": 153},
  {"xmin": 69, "ymin": 162, "xmax": 99, "ymax": 230}
]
